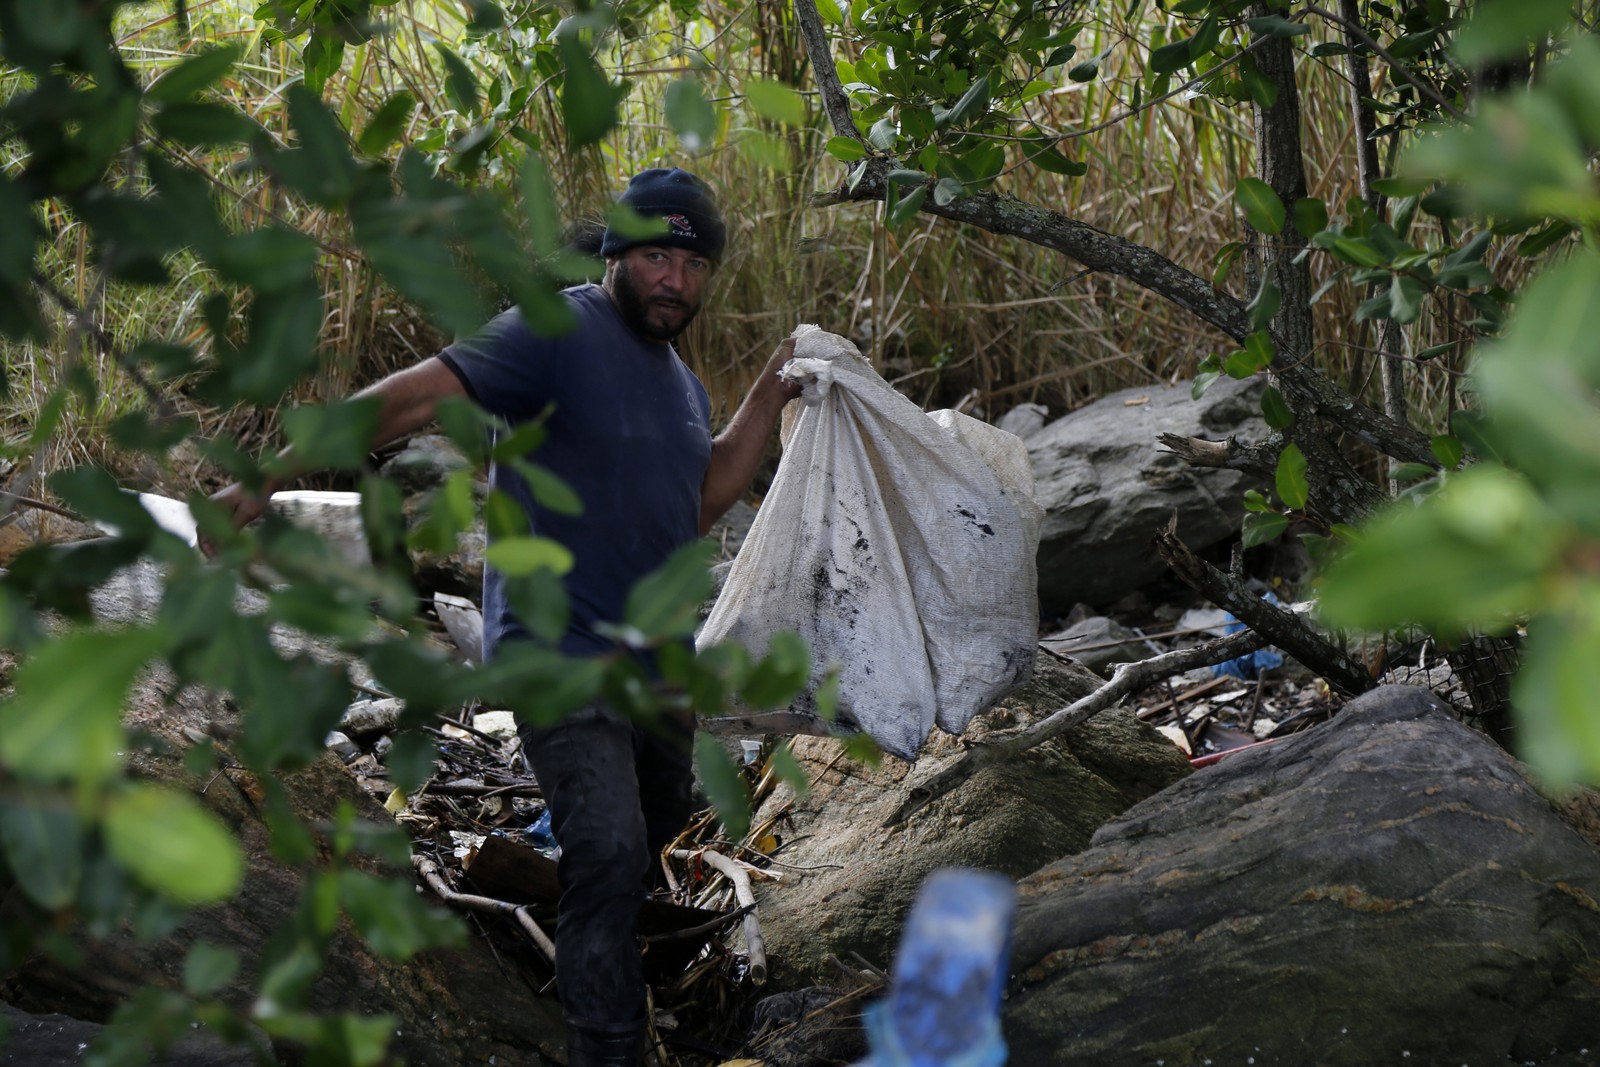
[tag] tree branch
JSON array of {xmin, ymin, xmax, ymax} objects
[
  {"xmin": 1157, "ymin": 431, "xmax": 1283, "ymax": 482},
  {"xmin": 793, "ymin": 0, "xmax": 867, "ymax": 147},
  {"xmin": 884, "ymin": 629, "xmax": 1267, "ymax": 827},
  {"xmin": 1153, "ymin": 518, "xmax": 1375, "ymax": 697}
]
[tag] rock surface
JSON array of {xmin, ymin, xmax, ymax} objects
[
  {"xmin": 1031, "ymin": 376, "xmax": 1266, "ymax": 611},
  {"xmin": 1004, "ymin": 685, "xmax": 1600, "ymax": 1066},
  {"xmin": 753, "ymin": 653, "xmax": 1193, "ymax": 983}
]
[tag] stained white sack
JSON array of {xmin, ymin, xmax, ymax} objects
[{"xmin": 697, "ymin": 326, "xmax": 1041, "ymax": 760}]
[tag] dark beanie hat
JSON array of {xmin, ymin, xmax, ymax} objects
[{"xmin": 600, "ymin": 168, "xmax": 726, "ymax": 261}]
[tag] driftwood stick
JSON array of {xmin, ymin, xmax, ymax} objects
[
  {"xmin": 885, "ymin": 628, "xmax": 1267, "ymax": 828},
  {"xmin": 412, "ymin": 854, "xmax": 557, "ymax": 965},
  {"xmin": 1153, "ymin": 519, "xmax": 1373, "ymax": 696},
  {"xmin": 675, "ymin": 848, "xmax": 766, "ymax": 985}
]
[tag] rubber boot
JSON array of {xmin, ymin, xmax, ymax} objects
[{"xmin": 564, "ymin": 1018, "xmax": 644, "ymax": 1067}]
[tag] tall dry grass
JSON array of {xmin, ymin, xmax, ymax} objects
[{"xmin": 2, "ymin": 0, "xmax": 1507, "ymax": 490}]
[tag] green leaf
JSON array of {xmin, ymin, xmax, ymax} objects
[
  {"xmin": 887, "ymin": 185, "xmax": 927, "ymax": 229},
  {"xmin": 1241, "ymin": 510, "xmax": 1289, "ymax": 547},
  {"xmin": 340, "ymin": 870, "xmax": 462, "ymax": 959},
  {"xmin": 0, "ymin": 627, "xmax": 167, "ymax": 784},
  {"xmin": 1519, "ymin": 221, "xmax": 1577, "ymax": 257},
  {"xmin": 152, "ymin": 101, "xmax": 257, "ymax": 147},
  {"xmin": 1292, "ymin": 197, "xmax": 1328, "ymax": 237},
  {"xmin": 1276, "ymin": 442, "xmax": 1308, "ymax": 510},
  {"xmin": 0, "ymin": 794, "xmax": 83, "ymax": 908},
  {"xmin": 816, "ymin": 0, "xmax": 846, "ymax": 24},
  {"xmin": 357, "ymin": 91, "xmax": 416, "ymax": 156},
  {"xmin": 742, "ymin": 631, "xmax": 810, "ymax": 708},
  {"xmin": 279, "ymin": 397, "xmax": 383, "ymax": 472},
  {"xmin": 146, "ymin": 45, "xmax": 243, "ymax": 103},
  {"xmin": 1246, "ymin": 13, "xmax": 1309, "ymax": 36},
  {"xmin": 104, "ymin": 784, "xmax": 243, "ymax": 905},
  {"xmin": 1389, "ymin": 274, "xmax": 1426, "ymax": 324},
  {"xmin": 283, "ymin": 85, "xmax": 358, "ymax": 204},
  {"xmin": 868, "ymin": 116, "xmax": 897, "ymax": 151},
  {"xmin": 1515, "ymin": 595, "xmax": 1600, "ymax": 787},
  {"xmin": 887, "ymin": 168, "xmax": 930, "ymax": 187},
  {"xmin": 499, "ymin": 568, "xmax": 570, "ymax": 645},
  {"xmin": 1027, "ymin": 143, "xmax": 1087, "ymax": 176},
  {"xmin": 183, "ymin": 942, "xmax": 240, "ymax": 997},
  {"xmin": 625, "ymin": 540, "xmax": 715, "ymax": 640},
  {"xmin": 936, "ymin": 73, "xmax": 991, "ymax": 128},
  {"xmin": 509, "ymin": 460, "xmax": 582, "ymax": 516},
  {"xmin": 1454, "ymin": 0, "xmax": 1571, "ymax": 66},
  {"xmin": 484, "ymin": 536, "xmax": 574, "ymax": 576},
  {"xmin": 1191, "ymin": 369, "xmax": 1221, "ymax": 400},
  {"xmin": 1261, "ymin": 386, "xmax": 1294, "ymax": 429},
  {"xmin": 768, "ymin": 742, "xmax": 810, "ymax": 799},
  {"xmin": 1068, "ymin": 59, "xmax": 1100, "ymax": 82},
  {"xmin": 1211, "ymin": 241, "xmax": 1244, "ymax": 290},
  {"xmin": 213, "ymin": 225, "xmax": 318, "ymax": 294},
  {"xmin": 1316, "ymin": 466, "xmax": 1561, "ymax": 635},
  {"xmin": 933, "ymin": 177, "xmax": 965, "ymax": 206},
  {"xmin": 1431, "ymin": 434, "xmax": 1464, "ymax": 469},
  {"xmin": 1247, "ymin": 279, "xmax": 1281, "ymax": 331},
  {"xmin": 745, "ymin": 78, "xmax": 806, "ymax": 127},
  {"xmin": 1234, "ymin": 178, "xmax": 1285, "ymax": 234},
  {"xmin": 1150, "ymin": 35, "xmax": 1197, "ymax": 75},
  {"xmin": 558, "ymin": 33, "xmax": 623, "ymax": 148},
  {"xmin": 824, "ymin": 135, "xmax": 869, "ymax": 162},
  {"xmin": 665, "ymin": 77, "xmax": 717, "ymax": 150},
  {"xmin": 692, "ymin": 732, "xmax": 750, "ymax": 839},
  {"xmin": 436, "ymin": 45, "xmax": 481, "ymax": 117}
]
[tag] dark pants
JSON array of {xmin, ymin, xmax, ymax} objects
[{"xmin": 519, "ymin": 703, "xmax": 697, "ymax": 1035}]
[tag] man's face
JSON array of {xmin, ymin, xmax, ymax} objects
[{"xmin": 605, "ymin": 245, "xmax": 713, "ymax": 341}]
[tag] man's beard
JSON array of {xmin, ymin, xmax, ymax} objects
[{"xmin": 610, "ymin": 259, "xmax": 701, "ymax": 341}]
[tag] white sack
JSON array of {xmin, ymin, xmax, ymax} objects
[{"xmin": 697, "ymin": 326, "xmax": 1041, "ymax": 760}]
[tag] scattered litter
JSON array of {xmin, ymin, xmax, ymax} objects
[{"xmin": 472, "ymin": 710, "xmax": 518, "ymax": 742}]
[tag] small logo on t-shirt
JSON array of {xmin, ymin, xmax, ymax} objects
[{"xmin": 663, "ymin": 213, "xmax": 696, "ymax": 238}]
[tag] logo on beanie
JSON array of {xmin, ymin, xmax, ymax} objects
[{"xmin": 663, "ymin": 213, "xmax": 696, "ymax": 238}]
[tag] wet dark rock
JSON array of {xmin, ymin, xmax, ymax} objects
[{"xmin": 1004, "ymin": 685, "xmax": 1600, "ymax": 1066}]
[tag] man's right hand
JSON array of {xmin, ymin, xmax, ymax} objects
[{"xmin": 200, "ymin": 482, "xmax": 269, "ymax": 557}]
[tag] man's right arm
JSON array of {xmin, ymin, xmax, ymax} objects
[{"xmin": 207, "ymin": 356, "xmax": 467, "ymax": 541}]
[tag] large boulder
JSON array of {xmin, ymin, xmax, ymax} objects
[
  {"xmin": 753, "ymin": 653, "xmax": 1193, "ymax": 983},
  {"xmin": 1005, "ymin": 685, "xmax": 1600, "ymax": 1066},
  {"xmin": 1031, "ymin": 376, "xmax": 1265, "ymax": 611}
]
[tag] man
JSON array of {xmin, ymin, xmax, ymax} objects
[{"xmin": 211, "ymin": 167, "xmax": 799, "ymax": 1066}]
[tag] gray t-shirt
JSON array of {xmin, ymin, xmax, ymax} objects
[{"xmin": 438, "ymin": 283, "xmax": 713, "ymax": 659}]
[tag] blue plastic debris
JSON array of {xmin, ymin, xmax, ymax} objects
[
  {"xmin": 856, "ymin": 868, "xmax": 1016, "ymax": 1067},
  {"xmin": 527, "ymin": 807, "xmax": 560, "ymax": 858},
  {"xmin": 1210, "ymin": 592, "xmax": 1286, "ymax": 681}
]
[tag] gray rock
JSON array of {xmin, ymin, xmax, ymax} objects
[
  {"xmin": 752, "ymin": 653, "xmax": 1191, "ymax": 984},
  {"xmin": 324, "ymin": 730, "xmax": 361, "ymax": 763},
  {"xmin": 1039, "ymin": 616, "xmax": 1147, "ymax": 676},
  {"xmin": 707, "ymin": 499, "xmax": 758, "ymax": 562},
  {"xmin": 1004, "ymin": 685, "xmax": 1600, "ymax": 1066},
  {"xmin": 1031, "ymin": 375, "xmax": 1266, "ymax": 611},
  {"xmin": 341, "ymin": 698, "xmax": 403, "ymax": 739},
  {"xmin": 379, "ymin": 434, "xmax": 473, "ymax": 495},
  {"xmin": 995, "ymin": 402, "xmax": 1049, "ymax": 440}
]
